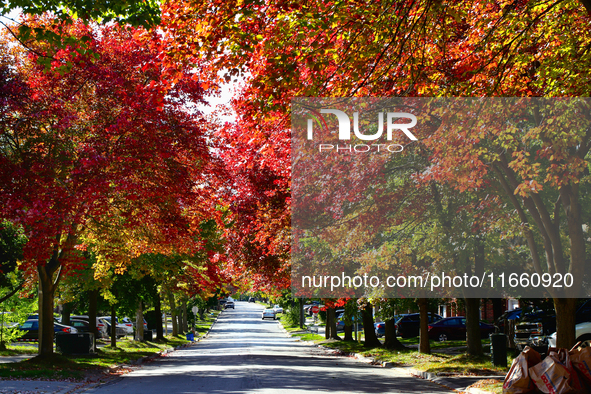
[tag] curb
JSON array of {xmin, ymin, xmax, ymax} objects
[
  {"xmin": 404, "ymin": 368, "xmax": 500, "ymax": 394},
  {"xmin": 464, "ymin": 388, "xmax": 497, "ymax": 394},
  {"xmin": 79, "ymin": 313, "xmax": 222, "ymax": 392},
  {"xmin": 275, "ymin": 316, "xmax": 498, "ymax": 394}
]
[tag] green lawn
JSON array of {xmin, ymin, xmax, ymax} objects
[
  {"xmin": 0, "ymin": 344, "xmax": 38, "ymax": 357},
  {"xmin": 278, "ymin": 314, "xmax": 303, "ymax": 332},
  {"xmin": 277, "ymin": 316, "xmax": 511, "ymax": 377},
  {"xmin": 194, "ymin": 310, "xmax": 220, "ymax": 335},
  {"xmin": 0, "ymin": 312, "xmax": 220, "ymax": 381},
  {"xmin": 320, "ymin": 340, "xmax": 511, "ymax": 375}
]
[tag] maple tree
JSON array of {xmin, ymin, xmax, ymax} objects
[
  {"xmin": 158, "ymin": 0, "xmax": 591, "ymax": 350},
  {"xmin": 0, "ymin": 18, "xmax": 213, "ymax": 357}
]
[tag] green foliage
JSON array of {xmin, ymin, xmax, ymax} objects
[
  {"xmin": 2, "ymin": 0, "xmax": 161, "ymax": 28},
  {"xmin": 0, "ymin": 220, "xmax": 27, "ymax": 287},
  {"xmin": 0, "ymin": 285, "xmax": 37, "ymax": 349},
  {"xmin": 284, "ymin": 306, "xmax": 300, "ymax": 326}
]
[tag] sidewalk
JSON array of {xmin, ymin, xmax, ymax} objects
[{"xmin": 0, "ymin": 380, "xmax": 84, "ymax": 394}]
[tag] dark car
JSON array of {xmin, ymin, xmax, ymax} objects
[
  {"xmin": 375, "ymin": 322, "xmax": 386, "ymax": 337},
  {"xmin": 68, "ymin": 319, "xmax": 91, "ymax": 333},
  {"xmin": 395, "ymin": 313, "xmax": 443, "ymax": 338},
  {"xmin": 336, "ymin": 313, "xmax": 363, "ymax": 332},
  {"xmin": 428, "ymin": 317, "xmax": 495, "ymax": 342},
  {"xmin": 248, "ymin": 297, "xmax": 255, "ymax": 303},
  {"xmin": 18, "ymin": 319, "xmax": 77, "ymax": 342},
  {"xmin": 514, "ymin": 299, "xmax": 591, "ymax": 352}
]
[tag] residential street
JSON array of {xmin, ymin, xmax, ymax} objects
[{"xmin": 83, "ymin": 301, "xmax": 452, "ymax": 394}]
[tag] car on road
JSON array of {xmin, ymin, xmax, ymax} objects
[
  {"xmin": 17, "ymin": 319, "xmax": 78, "ymax": 341},
  {"xmin": 395, "ymin": 313, "xmax": 443, "ymax": 338},
  {"xmin": 262, "ymin": 309, "xmax": 277, "ymax": 320},
  {"xmin": 427, "ymin": 317, "xmax": 495, "ymax": 342},
  {"xmin": 273, "ymin": 305, "xmax": 283, "ymax": 314},
  {"xmin": 225, "ymin": 301, "xmax": 235, "ymax": 309},
  {"xmin": 249, "ymin": 297, "xmax": 255, "ymax": 303}
]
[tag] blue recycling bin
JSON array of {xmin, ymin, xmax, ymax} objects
[{"xmin": 186, "ymin": 332, "xmax": 194, "ymax": 341}]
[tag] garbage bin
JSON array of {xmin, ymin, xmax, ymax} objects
[
  {"xmin": 143, "ymin": 330, "xmax": 153, "ymax": 341},
  {"xmin": 490, "ymin": 333, "xmax": 507, "ymax": 367},
  {"xmin": 186, "ymin": 332, "xmax": 194, "ymax": 341},
  {"xmin": 56, "ymin": 333, "xmax": 95, "ymax": 355}
]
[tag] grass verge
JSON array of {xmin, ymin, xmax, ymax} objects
[
  {"xmin": 279, "ymin": 319, "xmax": 511, "ymax": 377},
  {"xmin": 0, "ymin": 344, "xmax": 38, "ymax": 357},
  {"xmin": 278, "ymin": 314, "xmax": 302, "ymax": 333},
  {"xmin": 466, "ymin": 379, "xmax": 503, "ymax": 393},
  {"xmin": 321, "ymin": 340, "xmax": 510, "ymax": 375},
  {"xmin": 0, "ymin": 311, "xmax": 220, "ymax": 381}
]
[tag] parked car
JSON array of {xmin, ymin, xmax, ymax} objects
[
  {"xmin": 336, "ymin": 313, "xmax": 363, "ymax": 332},
  {"xmin": 262, "ymin": 309, "xmax": 277, "ymax": 320},
  {"xmin": 428, "ymin": 317, "xmax": 495, "ymax": 342},
  {"xmin": 272, "ymin": 305, "xmax": 283, "ymax": 314},
  {"xmin": 249, "ymin": 297, "xmax": 255, "ymax": 303},
  {"xmin": 225, "ymin": 301, "xmax": 235, "ymax": 309},
  {"xmin": 121, "ymin": 317, "xmax": 148, "ymax": 331},
  {"xmin": 375, "ymin": 322, "xmax": 386, "ymax": 337},
  {"xmin": 17, "ymin": 319, "xmax": 78, "ymax": 341},
  {"xmin": 513, "ymin": 300, "xmax": 591, "ymax": 351},
  {"xmin": 548, "ymin": 321, "xmax": 591, "ymax": 347},
  {"xmin": 395, "ymin": 313, "xmax": 443, "ymax": 338},
  {"xmin": 68, "ymin": 315, "xmax": 108, "ymax": 338},
  {"xmin": 98, "ymin": 317, "xmax": 130, "ymax": 338}
]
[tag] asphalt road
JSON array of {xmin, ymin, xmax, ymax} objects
[{"xmin": 83, "ymin": 301, "xmax": 452, "ymax": 394}]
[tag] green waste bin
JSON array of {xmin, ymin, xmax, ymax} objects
[{"xmin": 490, "ymin": 333, "xmax": 507, "ymax": 367}]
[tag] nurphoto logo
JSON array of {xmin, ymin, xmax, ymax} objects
[{"xmin": 306, "ymin": 109, "xmax": 418, "ymax": 153}]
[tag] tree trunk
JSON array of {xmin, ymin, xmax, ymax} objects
[
  {"xmin": 492, "ymin": 298, "xmax": 504, "ymax": 323},
  {"xmin": 343, "ymin": 323, "xmax": 354, "ymax": 341},
  {"xmin": 88, "ymin": 289, "xmax": 98, "ymax": 351},
  {"xmin": 177, "ymin": 314, "xmax": 183, "ymax": 334},
  {"xmin": 384, "ymin": 319, "xmax": 405, "ymax": 350},
  {"xmin": 327, "ymin": 307, "xmax": 339, "ymax": 340},
  {"xmin": 418, "ymin": 298, "xmax": 431, "ymax": 354},
  {"xmin": 38, "ymin": 264, "xmax": 58, "ymax": 357},
  {"xmin": 61, "ymin": 302, "xmax": 73, "ymax": 326},
  {"xmin": 181, "ymin": 298, "xmax": 188, "ymax": 333},
  {"xmin": 554, "ymin": 298, "xmax": 577, "ymax": 348},
  {"xmin": 110, "ymin": 304, "xmax": 117, "ymax": 348},
  {"xmin": 155, "ymin": 292, "xmax": 164, "ymax": 340},
  {"xmin": 362, "ymin": 302, "xmax": 381, "ymax": 348},
  {"xmin": 325, "ymin": 309, "xmax": 331, "ymax": 339},
  {"xmin": 465, "ymin": 298, "xmax": 483, "ymax": 356},
  {"xmin": 135, "ymin": 298, "xmax": 144, "ymax": 341},
  {"xmin": 166, "ymin": 289, "xmax": 178, "ymax": 336},
  {"xmin": 299, "ymin": 298, "xmax": 304, "ymax": 329}
]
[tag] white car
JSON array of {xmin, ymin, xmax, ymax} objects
[
  {"xmin": 273, "ymin": 305, "xmax": 283, "ymax": 314},
  {"xmin": 548, "ymin": 321, "xmax": 591, "ymax": 347},
  {"xmin": 98, "ymin": 316, "xmax": 132, "ymax": 337},
  {"xmin": 122, "ymin": 317, "xmax": 148, "ymax": 331},
  {"xmin": 262, "ymin": 309, "xmax": 277, "ymax": 320}
]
